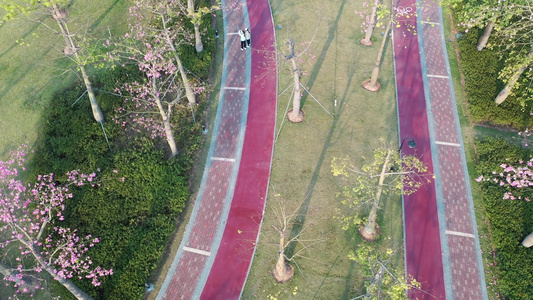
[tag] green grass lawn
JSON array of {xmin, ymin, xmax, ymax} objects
[
  {"xmin": 0, "ymin": 0, "xmax": 129, "ymax": 158},
  {"xmin": 242, "ymin": 0, "xmax": 403, "ymax": 298}
]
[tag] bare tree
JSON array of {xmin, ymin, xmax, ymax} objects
[
  {"xmin": 269, "ymin": 194, "xmax": 324, "ymax": 283},
  {"xmin": 362, "ymin": 19, "xmax": 392, "ymax": 91},
  {"xmin": 280, "ymin": 25, "xmax": 320, "ymax": 123}
]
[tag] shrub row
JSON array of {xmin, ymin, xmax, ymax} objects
[
  {"xmin": 475, "ymin": 138, "xmax": 533, "ymax": 298},
  {"xmin": 29, "ymin": 9, "xmax": 215, "ymax": 298},
  {"xmin": 456, "ymin": 29, "xmax": 529, "ymax": 128}
]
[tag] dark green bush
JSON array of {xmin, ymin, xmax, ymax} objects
[
  {"xmin": 31, "ymin": 12, "xmax": 214, "ymax": 296},
  {"xmin": 457, "ymin": 29, "xmax": 527, "ymax": 128},
  {"xmin": 475, "ymin": 138, "xmax": 533, "ymax": 298}
]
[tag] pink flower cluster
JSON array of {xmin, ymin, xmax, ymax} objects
[
  {"xmin": 0, "ymin": 146, "xmax": 113, "ymax": 295},
  {"xmin": 476, "ymin": 159, "xmax": 533, "ymax": 201}
]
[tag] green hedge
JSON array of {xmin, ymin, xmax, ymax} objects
[
  {"xmin": 456, "ymin": 29, "xmax": 528, "ymax": 128},
  {"xmin": 30, "ymin": 18, "xmax": 213, "ymax": 297},
  {"xmin": 476, "ymin": 138, "xmax": 533, "ymax": 298}
]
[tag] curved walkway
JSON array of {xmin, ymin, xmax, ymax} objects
[
  {"xmin": 393, "ymin": 0, "xmax": 488, "ymax": 298},
  {"xmin": 155, "ymin": 0, "xmax": 277, "ymax": 299}
]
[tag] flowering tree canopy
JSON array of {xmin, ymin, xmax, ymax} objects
[
  {"xmin": 477, "ymin": 158, "xmax": 533, "ymax": 201},
  {"xmin": 0, "ymin": 146, "xmax": 112, "ymax": 299}
]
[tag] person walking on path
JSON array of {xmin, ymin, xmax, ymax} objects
[
  {"xmin": 239, "ymin": 29, "xmax": 247, "ymax": 50},
  {"xmin": 245, "ymin": 28, "xmax": 251, "ymax": 48}
]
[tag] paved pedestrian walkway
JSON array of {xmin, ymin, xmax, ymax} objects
[
  {"xmin": 155, "ymin": 0, "xmax": 277, "ymax": 299},
  {"xmin": 393, "ymin": 0, "xmax": 488, "ymax": 298}
]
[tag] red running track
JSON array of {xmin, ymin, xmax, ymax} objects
[
  {"xmin": 200, "ymin": 0, "xmax": 277, "ymax": 299},
  {"xmin": 392, "ymin": 0, "xmax": 446, "ymax": 298}
]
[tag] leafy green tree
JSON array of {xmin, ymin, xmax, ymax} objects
[
  {"xmin": 331, "ymin": 144, "xmax": 432, "ymax": 240},
  {"xmin": 0, "ymin": 0, "xmax": 105, "ymax": 123},
  {"xmin": 348, "ymin": 245, "xmax": 421, "ymax": 299}
]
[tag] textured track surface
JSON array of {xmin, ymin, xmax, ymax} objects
[
  {"xmin": 155, "ymin": 0, "xmax": 276, "ymax": 299},
  {"xmin": 393, "ymin": 0, "xmax": 488, "ymax": 298}
]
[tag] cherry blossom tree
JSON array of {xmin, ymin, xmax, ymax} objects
[
  {"xmin": 475, "ymin": 158, "xmax": 533, "ymax": 247},
  {"xmin": 110, "ymin": 0, "xmax": 208, "ymax": 157},
  {"xmin": 476, "ymin": 159, "xmax": 533, "ymax": 202},
  {"xmin": 127, "ymin": 0, "xmax": 198, "ymax": 106},
  {"xmin": 0, "ymin": 0, "xmax": 105, "ymax": 123},
  {"xmin": 112, "ymin": 29, "xmax": 183, "ymax": 157},
  {"xmin": 0, "ymin": 146, "xmax": 112, "ymax": 299}
]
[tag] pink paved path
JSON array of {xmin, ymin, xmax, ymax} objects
[
  {"xmin": 156, "ymin": 0, "xmax": 276, "ymax": 299},
  {"xmin": 394, "ymin": 0, "xmax": 488, "ymax": 298}
]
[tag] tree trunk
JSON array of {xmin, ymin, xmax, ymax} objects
[
  {"xmin": 0, "ymin": 262, "xmax": 40, "ymax": 292},
  {"xmin": 363, "ymin": 19, "xmax": 391, "ymax": 92},
  {"xmin": 194, "ymin": 24, "xmax": 204, "ymax": 53},
  {"xmin": 476, "ymin": 21, "xmax": 494, "ymax": 51},
  {"xmin": 289, "ymin": 56, "xmax": 302, "ymax": 121},
  {"xmin": 495, "ymin": 48, "xmax": 533, "ymax": 105},
  {"xmin": 364, "ymin": 265, "xmax": 385, "ymax": 299},
  {"xmin": 51, "ymin": 4, "xmax": 104, "ymax": 124},
  {"xmin": 188, "ymin": 0, "xmax": 204, "ymax": 53},
  {"xmin": 161, "ymin": 14, "xmax": 197, "ymax": 105},
  {"xmin": 42, "ymin": 263, "xmax": 93, "ymax": 300},
  {"xmin": 272, "ymin": 223, "xmax": 294, "ymax": 283},
  {"xmin": 152, "ymin": 79, "xmax": 179, "ymax": 157},
  {"xmin": 175, "ymin": 55, "xmax": 197, "ymax": 105},
  {"xmin": 522, "ymin": 231, "xmax": 533, "ymax": 247},
  {"xmin": 360, "ymin": 0, "xmax": 379, "ymax": 46},
  {"xmin": 80, "ymin": 65, "xmax": 105, "ymax": 123},
  {"xmin": 29, "ymin": 245, "xmax": 94, "ymax": 300},
  {"xmin": 363, "ymin": 150, "xmax": 391, "ymax": 238}
]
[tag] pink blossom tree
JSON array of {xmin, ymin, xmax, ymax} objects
[
  {"xmin": 110, "ymin": 0, "xmax": 207, "ymax": 158},
  {"xmin": 0, "ymin": 146, "xmax": 113, "ymax": 299},
  {"xmin": 476, "ymin": 158, "xmax": 533, "ymax": 247},
  {"xmin": 112, "ymin": 36, "xmax": 183, "ymax": 157},
  {"xmin": 129, "ymin": 0, "xmax": 198, "ymax": 106},
  {"xmin": 476, "ymin": 159, "xmax": 533, "ymax": 202}
]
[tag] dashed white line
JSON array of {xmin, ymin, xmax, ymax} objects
[
  {"xmin": 427, "ymin": 74, "xmax": 449, "ymax": 79},
  {"xmin": 183, "ymin": 246, "xmax": 211, "ymax": 256},
  {"xmin": 421, "ymin": 21, "xmax": 441, "ymax": 25},
  {"xmin": 211, "ymin": 157, "xmax": 236, "ymax": 162},
  {"xmin": 224, "ymin": 86, "xmax": 246, "ymax": 90},
  {"xmin": 446, "ymin": 230, "xmax": 475, "ymax": 238},
  {"xmin": 436, "ymin": 141, "xmax": 461, "ymax": 147}
]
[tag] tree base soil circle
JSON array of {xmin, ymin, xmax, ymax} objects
[
  {"xmin": 358, "ymin": 223, "xmax": 381, "ymax": 241},
  {"xmin": 362, "ymin": 79, "xmax": 381, "ymax": 92},
  {"xmin": 272, "ymin": 264, "xmax": 294, "ymax": 283},
  {"xmin": 287, "ymin": 109, "xmax": 305, "ymax": 123},
  {"xmin": 359, "ymin": 38, "xmax": 374, "ymax": 46}
]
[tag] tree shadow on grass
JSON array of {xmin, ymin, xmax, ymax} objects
[
  {"xmin": 89, "ymin": 0, "xmax": 121, "ymax": 31},
  {"xmin": 0, "ymin": 22, "xmax": 41, "ymax": 60},
  {"xmin": 284, "ymin": 0, "xmax": 351, "ymax": 261},
  {"xmin": 300, "ymin": 0, "xmax": 347, "ymax": 109}
]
